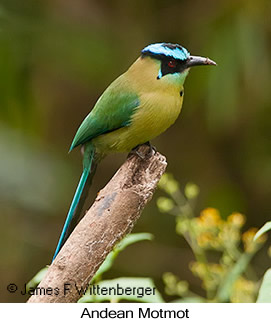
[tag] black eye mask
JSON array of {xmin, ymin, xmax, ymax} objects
[{"xmin": 158, "ymin": 58, "xmax": 187, "ymax": 79}]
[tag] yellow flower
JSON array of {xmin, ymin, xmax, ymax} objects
[
  {"xmin": 190, "ymin": 262, "xmax": 226, "ymax": 291},
  {"xmin": 228, "ymin": 212, "xmax": 246, "ymax": 227},
  {"xmin": 197, "ymin": 232, "xmax": 214, "ymax": 248},
  {"xmin": 197, "ymin": 208, "xmax": 222, "ymax": 228},
  {"xmin": 218, "ymin": 225, "xmax": 240, "ymax": 244},
  {"xmin": 208, "ymin": 263, "xmax": 225, "ymax": 275},
  {"xmin": 242, "ymin": 228, "xmax": 257, "ymax": 252},
  {"xmin": 189, "ymin": 262, "xmax": 207, "ymax": 278},
  {"xmin": 231, "ymin": 277, "xmax": 257, "ymax": 303},
  {"xmin": 242, "ymin": 228, "xmax": 266, "ymax": 252}
]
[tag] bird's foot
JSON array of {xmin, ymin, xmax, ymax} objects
[
  {"xmin": 128, "ymin": 147, "xmax": 145, "ymax": 160},
  {"xmin": 144, "ymin": 141, "xmax": 157, "ymax": 155},
  {"xmin": 128, "ymin": 142, "xmax": 156, "ymax": 160}
]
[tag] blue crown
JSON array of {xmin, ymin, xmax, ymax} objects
[{"xmin": 142, "ymin": 43, "xmax": 190, "ymax": 61}]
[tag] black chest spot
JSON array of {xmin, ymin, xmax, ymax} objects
[{"xmin": 180, "ymin": 90, "xmax": 184, "ymax": 97}]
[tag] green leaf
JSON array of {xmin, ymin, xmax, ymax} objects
[
  {"xmin": 254, "ymin": 222, "xmax": 271, "ymax": 241},
  {"xmin": 78, "ymin": 277, "xmax": 164, "ymax": 303},
  {"xmin": 26, "ymin": 267, "xmax": 48, "ymax": 291},
  {"xmin": 257, "ymin": 269, "xmax": 271, "ymax": 303},
  {"xmin": 115, "ymin": 233, "xmax": 153, "ymax": 252},
  {"xmin": 93, "ymin": 233, "xmax": 153, "ymax": 280}
]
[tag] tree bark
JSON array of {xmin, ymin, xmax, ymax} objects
[{"xmin": 27, "ymin": 145, "xmax": 167, "ymax": 303}]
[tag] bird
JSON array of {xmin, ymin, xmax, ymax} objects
[{"xmin": 52, "ymin": 42, "xmax": 216, "ymax": 260}]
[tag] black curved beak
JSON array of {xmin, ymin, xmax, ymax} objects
[{"xmin": 186, "ymin": 55, "xmax": 217, "ymax": 68}]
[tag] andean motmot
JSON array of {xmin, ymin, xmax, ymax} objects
[{"xmin": 52, "ymin": 42, "xmax": 216, "ymax": 260}]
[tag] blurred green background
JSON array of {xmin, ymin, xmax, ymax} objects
[{"xmin": 1, "ymin": 0, "xmax": 271, "ymax": 302}]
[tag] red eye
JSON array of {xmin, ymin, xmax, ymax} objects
[{"xmin": 168, "ymin": 60, "xmax": 176, "ymax": 68}]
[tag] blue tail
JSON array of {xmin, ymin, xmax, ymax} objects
[
  {"xmin": 52, "ymin": 144, "xmax": 95, "ymax": 261},
  {"xmin": 52, "ymin": 167, "xmax": 90, "ymax": 260}
]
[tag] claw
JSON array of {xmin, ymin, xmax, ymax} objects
[
  {"xmin": 128, "ymin": 142, "xmax": 156, "ymax": 160},
  {"xmin": 144, "ymin": 141, "xmax": 157, "ymax": 155},
  {"xmin": 128, "ymin": 148, "xmax": 145, "ymax": 160}
]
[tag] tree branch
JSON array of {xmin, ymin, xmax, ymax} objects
[{"xmin": 27, "ymin": 145, "xmax": 167, "ymax": 303}]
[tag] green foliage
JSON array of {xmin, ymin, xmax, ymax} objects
[
  {"xmin": 158, "ymin": 173, "xmax": 267, "ymax": 303},
  {"xmin": 254, "ymin": 222, "xmax": 271, "ymax": 242},
  {"xmin": 257, "ymin": 269, "xmax": 271, "ymax": 303}
]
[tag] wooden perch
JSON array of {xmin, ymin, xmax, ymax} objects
[{"xmin": 28, "ymin": 145, "xmax": 167, "ymax": 303}]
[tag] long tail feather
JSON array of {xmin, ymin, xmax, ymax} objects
[
  {"xmin": 60, "ymin": 161, "xmax": 98, "ymax": 246},
  {"xmin": 52, "ymin": 144, "xmax": 95, "ymax": 261}
]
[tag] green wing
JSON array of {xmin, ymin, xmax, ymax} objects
[{"xmin": 70, "ymin": 75, "xmax": 140, "ymax": 151}]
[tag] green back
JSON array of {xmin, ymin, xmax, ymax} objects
[{"xmin": 70, "ymin": 74, "xmax": 139, "ymax": 151}]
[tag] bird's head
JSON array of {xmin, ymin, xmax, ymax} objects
[{"xmin": 140, "ymin": 42, "xmax": 216, "ymax": 87}]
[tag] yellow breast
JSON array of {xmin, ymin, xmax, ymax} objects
[
  {"xmin": 93, "ymin": 91, "xmax": 183, "ymax": 153},
  {"xmin": 124, "ymin": 90, "xmax": 183, "ymax": 148}
]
